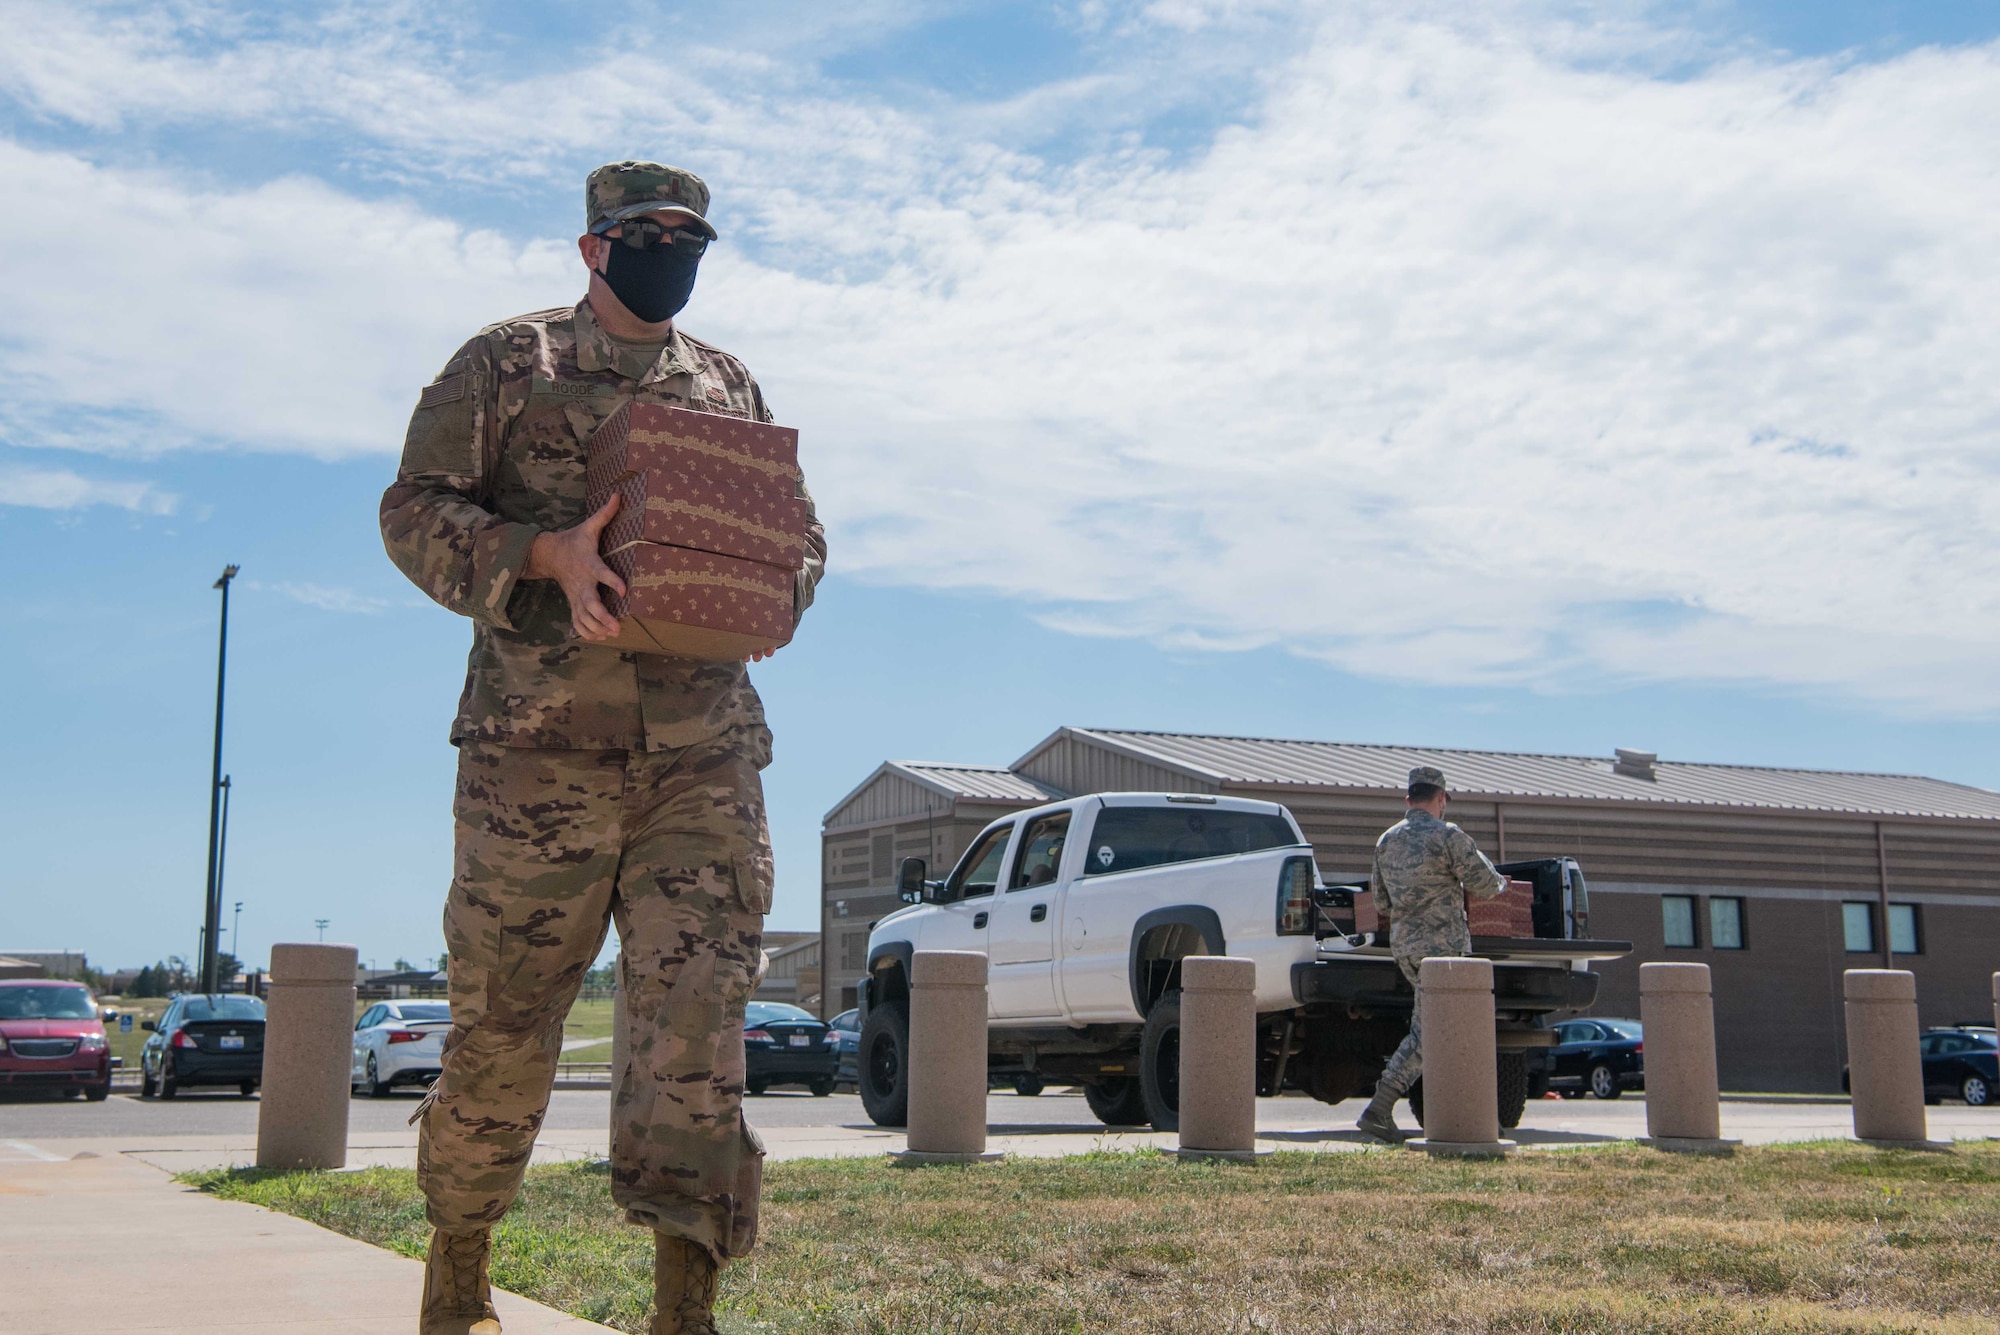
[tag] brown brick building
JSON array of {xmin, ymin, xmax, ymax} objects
[{"xmin": 820, "ymin": 728, "xmax": 2000, "ymax": 1091}]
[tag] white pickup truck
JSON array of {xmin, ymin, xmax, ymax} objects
[{"xmin": 856, "ymin": 791, "xmax": 1630, "ymax": 1131}]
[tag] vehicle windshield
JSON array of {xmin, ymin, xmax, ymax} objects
[
  {"xmin": 1602, "ymin": 1019, "xmax": 1643, "ymax": 1040},
  {"xmin": 182, "ymin": 996, "xmax": 266, "ymax": 1022},
  {"xmin": 395, "ymin": 1004, "xmax": 452, "ymax": 1022},
  {"xmin": 745, "ymin": 1003, "xmax": 817, "ymax": 1024},
  {"xmin": 0, "ymin": 985, "xmax": 95, "ymax": 1020}
]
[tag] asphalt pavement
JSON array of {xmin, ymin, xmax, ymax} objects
[{"xmin": 6, "ymin": 1085, "xmax": 1996, "ymax": 1159}]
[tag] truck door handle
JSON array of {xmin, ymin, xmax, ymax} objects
[
  {"xmin": 1030, "ymin": 904, "xmax": 1048, "ymax": 922},
  {"xmin": 974, "ymin": 912, "xmax": 988, "ymax": 929}
]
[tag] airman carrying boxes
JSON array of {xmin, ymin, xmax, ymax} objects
[{"xmin": 585, "ymin": 401, "xmax": 812, "ymax": 659}]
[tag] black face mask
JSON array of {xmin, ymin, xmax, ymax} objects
[{"xmin": 601, "ymin": 241, "xmax": 701, "ymax": 323}]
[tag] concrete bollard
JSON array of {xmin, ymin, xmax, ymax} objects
[
  {"xmin": 1638, "ymin": 963, "xmax": 1736, "ymax": 1154},
  {"xmin": 898, "ymin": 950, "xmax": 999, "ymax": 1164},
  {"xmin": 1176, "ymin": 956, "xmax": 1260, "ymax": 1161},
  {"xmin": 256, "ymin": 943, "xmax": 359, "ymax": 1170},
  {"xmin": 1843, "ymin": 969, "xmax": 1942, "ymax": 1149},
  {"xmin": 1412, "ymin": 956, "xmax": 1511, "ymax": 1156}
]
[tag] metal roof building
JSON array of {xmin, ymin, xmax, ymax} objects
[{"xmin": 820, "ymin": 728, "xmax": 2000, "ymax": 1090}]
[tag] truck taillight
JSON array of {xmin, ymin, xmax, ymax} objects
[{"xmin": 1277, "ymin": 857, "xmax": 1315, "ymax": 935}]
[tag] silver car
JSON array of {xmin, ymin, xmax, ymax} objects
[{"xmin": 351, "ymin": 1000, "xmax": 452, "ymax": 1097}]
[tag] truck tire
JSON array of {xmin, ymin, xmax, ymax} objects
[
  {"xmin": 1498, "ymin": 1051, "xmax": 1528, "ymax": 1130},
  {"xmin": 1138, "ymin": 989, "xmax": 1182, "ymax": 1133},
  {"xmin": 1408, "ymin": 1056, "xmax": 1528, "ymax": 1129},
  {"xmin": 858, "ymin": 1000, "xmax": 911, "ymax": 1127},
  {"xmin": 1084, "ymin": 1078, "xmax": 1148, "ymax": 1126}
]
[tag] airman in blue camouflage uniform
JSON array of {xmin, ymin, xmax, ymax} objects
[
  {"xmin": 1356, "ymin": 766, "xmax": 1507, "ymax": 1144},
  {"xmin": 381, "ymin": 162, "xmax": 826, "ymax": 1335}
]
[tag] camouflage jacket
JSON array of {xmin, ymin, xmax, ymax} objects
[
  {"xmin": 1369, "ymin": 809, "xmax": 1506, "ymax": 958},
  {"xmin": 379, "ymin": 299, "xmax": 827, "ymax": 752}
]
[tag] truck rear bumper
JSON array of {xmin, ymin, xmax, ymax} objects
[{"xmin": 1290, "ymin": 959, "xmax": 1600, "ymax": 1013}]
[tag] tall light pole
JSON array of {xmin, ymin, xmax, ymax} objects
[
  {"xmin": 315, "ymin": 919, "xmax": 330, "ymax": 942},
  {"xmin": 231, "ymin": 899, "xmax": 244, "ymax": 968},
  {"xmin": 200, "ymin": 565, "xmax": 239, "ymax": 994}
]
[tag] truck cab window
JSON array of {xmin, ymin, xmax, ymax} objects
[
  {"xmin": 1009, "ymin": 813, "xmax": 1070, "ymax": 890},
  {"xmin": 1082, "ymin": 807, "xmax": 1297, "ymax": 876},
  {"xmin": 948, "ymin": 825, "xmax": 1013, "ymax": 900}
]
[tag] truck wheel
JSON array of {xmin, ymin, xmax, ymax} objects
[
  {"xmin": 1498, "ymin": 1052, "xmax": 1528, "ymax": 1130},
  {"xmin": 858, "ymin": 1000, "xmax": 910, "ymax": 1127},
  {"xmin": 1407, "ymin": 1079, "xmax": 1424, "ymax": 1129},
  {"xmin": 1589, "ymin": 1063, "xmax": 1621, "ymax": 1100},
  {"xmin": 1138, "ymin": 989, "xmax": 1182, "ymax": 1133},
  {"xmin": 1084, "ymin": 1078, "xmax": 1148, "ymax": 1126},
  {"xmin": 1011, "ymin": 1074, "xmax": 1045, "ymax": 1097}
]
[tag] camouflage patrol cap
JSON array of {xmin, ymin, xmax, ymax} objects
[
  {"xmin": 1408, "ymin": 765, "xmax": 1449, "ymax": 792},
  {"xmin": 585, "ymin": 161, "xmax": 718, "ymax": 240}
]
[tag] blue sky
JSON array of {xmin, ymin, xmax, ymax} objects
[{"xmin": 3, "ymin": 1, "xmax": 1997, "ymax": 973}]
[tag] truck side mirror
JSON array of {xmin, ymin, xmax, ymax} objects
[{"xmin": 897, "ymin": 857, "xmax": 929, "ymax": 904}]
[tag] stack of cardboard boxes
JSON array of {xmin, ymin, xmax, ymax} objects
[
  {"xmin": 584, "ymin": 402, "xmax": 810, "ymax": 659},
  {"xmin": 1466, "ymin": 880, "xmax": 1538, "ymax": 938}
]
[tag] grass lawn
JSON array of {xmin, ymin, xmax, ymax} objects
[
  {"xmin": 95, "ymin": 996, "xmax": 169, "ymax": 1073},
  {"xmin": 185, "ymin": 1143, "xmax": 2000, "ymax": 1334},
  {"xmin": 562, "ymin": 997, "xmax": 616, "ymax": 1052}
]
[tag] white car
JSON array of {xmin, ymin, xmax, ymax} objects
[{"xmin": 351, "ymin": 1000, "xmax": 452, "ymax": 1097}]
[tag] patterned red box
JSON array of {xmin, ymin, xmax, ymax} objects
[
  {"xmin": 1467, "ymin": 880, "xmax": 1537, "ymax": 938},
  {"xmin": 600, "ymin": 542, "xmax": 795, "ymax": 661},
  {"xmin": 586, "ymin": 401, "xmax": 799, "ymax": 500},
  {"xmin": 594, "ymin": 468, "xmax": 809, "ymax": 571}
]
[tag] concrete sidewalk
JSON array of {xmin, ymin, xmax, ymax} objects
[{"xmin": 0, "ymin": 1149, "xmax": 614, "ymax": 1335}]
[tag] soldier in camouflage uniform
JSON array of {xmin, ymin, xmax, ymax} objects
[
  {"xmin": 380, "ymin": 162, "xmax": 826, "ymax": 1335},
  {"xmin": 1356, "ymin": 766, "xmax": 1506, "ymax": 1144}
]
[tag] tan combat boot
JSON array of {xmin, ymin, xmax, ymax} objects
[
  {"xmin": 651, "ymin": 1233, "xmax": 719, "ymax": 1335},
  {"xmin": 420, "ymin": 1227, "xmax": 502, "ymax": 1335}
]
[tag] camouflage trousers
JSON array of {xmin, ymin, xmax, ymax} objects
[
  {"xmin": 1377, "ymin": 947, "xmax": 1464, "ymax": 1098},
  {"xmin": 418, "ymin": 729, "xmax": 772, "ymax": 1264}
]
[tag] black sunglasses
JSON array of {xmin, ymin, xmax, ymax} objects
[{"xmin": 605, "ymin": 219, "xmax": 710, "ymax": 258}]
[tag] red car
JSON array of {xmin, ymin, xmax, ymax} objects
[{"xmin": 0, "ymin": 979, "xmax": 113, "ymax": 1100}]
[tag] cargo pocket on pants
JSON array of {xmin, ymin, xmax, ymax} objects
[{"xmin": 732, "ymin": 848, "xmax": 773, "ymax": 917}]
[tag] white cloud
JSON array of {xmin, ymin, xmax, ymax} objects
[
  {"xmin": 1, "ymin": 4, "xmax": 1997, "ymax": 713},
  {"xmin": 246, "ymin": 581, "xmax": 394, "ymax": 614},
  {"xmin": 0, "ymin": 463, "xmax": 176, "ymax": 514}
]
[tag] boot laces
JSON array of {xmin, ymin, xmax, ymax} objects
[{"xmin": 437, "ymin": 1231, "xmax": 489, "ymax": 1312}]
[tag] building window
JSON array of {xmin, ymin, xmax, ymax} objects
[
  {"xmin": 870, "ymin": 833, "xmax": 892, "ymax": 882},
  {"xmin": 840, "ymin": 931, "xmax": 866, "ymax": 971},
  {"xmin": 1887, "ymin": 903, "xmax": 1921, "ymax": 955},
  {"xmin": 1708, "ymin": 897, "xmax": 1745, "ymax": 950},
  {"xmin": 1842, "ymin": 902, "xmax": 1877, "ymax": 954},
  {"xmin": 1661, "ymin": 895, "xmax": 1698, "ymax": 948}
]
